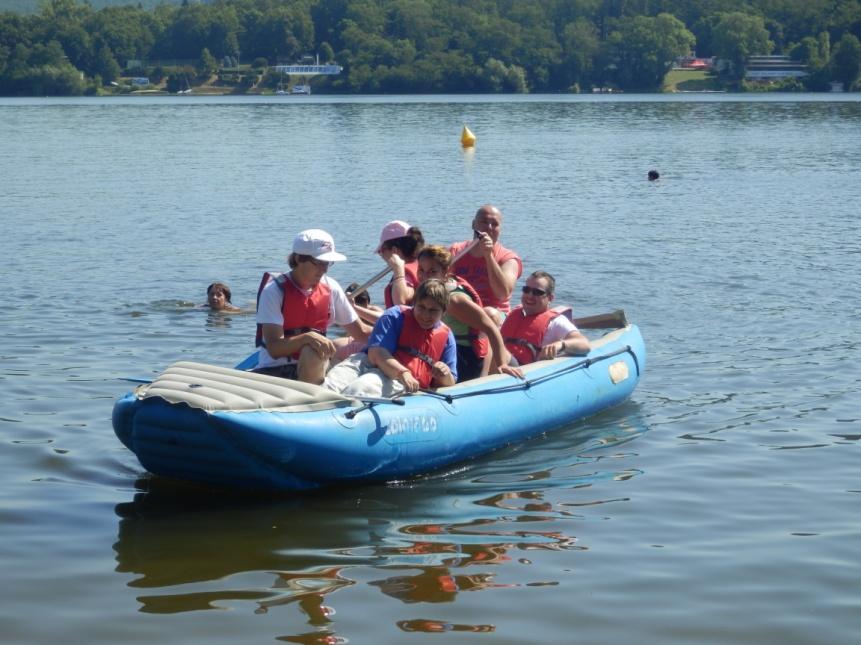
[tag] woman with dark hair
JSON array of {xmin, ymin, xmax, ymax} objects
[
  {"xmin": 205, "ymin": 282, "xmax": 241, "ymax": 312},
  {"xmin": 376, "ymin": 220, "xmax": 425, "ymax": 308}
]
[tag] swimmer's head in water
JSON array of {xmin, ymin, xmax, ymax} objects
[{"xmin": 206, "ymin": 282, "xmax": 232, "ymax": 309}]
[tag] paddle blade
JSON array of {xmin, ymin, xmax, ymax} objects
[{"xmin": 573, "ymin": 309, "xmax": 628, "ymax": 329}]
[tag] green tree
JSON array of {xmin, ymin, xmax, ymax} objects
[
  {"xmin": 791, "ymin": 32, "xmax": 832, "ymax": 90},
  {"xmin": 711, "ymin": 12, "xmax": 773, "ymax": 80},
  {"xmin": 606, "ymin": 13, "xmax": 695, "ymax": 90},
  {"xmin": 830, "ymin": 32, "xmax": 861, "ymax": 89},
  {"xmin": 93, "ymin": 42, "xmax": 120, "ymax": 83},
  {"xmin": 85, "ymin": 6, "xmax": 156, "ymax": 66},
  {"xmin": 790, "ymin": 33, "xmax": 829, "ymax": 70},
  {"xmin": 388, "ymin": 0, "xmax": 439, "ymax": 50},
  {"xmin": 559, "ymin": 17, "xmax": 601, "ymax": 89},
  {"xmin": 319, "ymin": 41, "xmax": 334, "ymax": 63},
  {"xmin": 1, "ymin": 39, "xmax": 85, "ymax": 96},
  {"xmin": 197, "ymin": 46, "xmax": 216, "ymax": 75},
  {"xmin": 344, "ymin": 0, "xmax": 386, "ymax": 35},
  {"xmin": 239, "ymin": 3, "xmax": 311, "ymax": 63},
  {"xmin": 224, "ymin": 31, "xmax": 240, "ymax": 60},
  {"xmin": 480, "ymin": 57, "xmax": 527, "ymax": 92},
  {"xmin": 514, "ymin": 22, "xmax": 562, "ymax": 91}
]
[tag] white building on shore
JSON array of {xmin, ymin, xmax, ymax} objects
[{"xmin": 745, "ymin": 55, "xmax": 807, "ymax": 80}]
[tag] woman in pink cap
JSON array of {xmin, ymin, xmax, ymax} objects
[{"xmin": 377, "ymin": 220, "xmax": 425, "ymax": 308}]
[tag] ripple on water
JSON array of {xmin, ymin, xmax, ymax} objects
[{"xmin": 1, "ymin": 96, "xmax": 860, "ymax": 643}]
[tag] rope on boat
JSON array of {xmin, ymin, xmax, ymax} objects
[
  {"xmin": 344, "ymin": 346, "xmax": 639, "ymax": 416},
  {"xmin": 420, "ymin": 345, "xmax": 638, "ymax": 403},
  {"xmin": 344, "ymin": 395, "xmax": 406, "ymax": 419}
]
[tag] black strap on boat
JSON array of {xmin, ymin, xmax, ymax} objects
[
  {"xmin": 342, "ymin": 346, "xmax": 639, "ymax": 414},
  {"xmin": 427, "ymin": 345, "xmax": 639, "ymax": 403},
  {"xmin": 418, "ymin": 388, "xmax": 454, "ymax": 404},
  {"xmin": 627, "ymin": 346, "xmax": 641, "ymax": 377},
  {"xmin": 344, "ymin": 394, "xmax": 406, "ymax": 419}
]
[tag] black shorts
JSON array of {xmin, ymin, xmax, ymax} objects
[
  {"xmin": 456, "ymin": 344, "xmax": 484, "ymax": 382},
  {"xmin": 252, "ymin": 364, "xmax": 299, "ymax": 380}
]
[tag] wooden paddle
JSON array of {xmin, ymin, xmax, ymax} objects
[
  {"xmin": 350, "ymin": 238, "xmax": 480, "ymax": 298},
  {"xmin": 572, "ymin": 309, "xmax": 628, "ymax": 329},
  {"xmin": 349, "ymin": 266, "xmax": 391, "ymax": 299}
]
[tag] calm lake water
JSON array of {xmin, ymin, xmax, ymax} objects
[{"xmin": 1, "ymin": 94, "xmax": 860, "ymax": 644}]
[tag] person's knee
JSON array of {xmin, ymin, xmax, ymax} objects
[
  {"xmin": 344, "ymin": 373, "xmax": 384, "ymax": 398},
  {"xmin": 324, "ymin": 354, "xmax": 372, "ymax": 393},
  {"xmin": 297, "ymin": 345, "xmax": 327, "ymax": 385}
]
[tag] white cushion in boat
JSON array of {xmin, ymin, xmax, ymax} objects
[
  {"xmin": 136, "ymin": 327, "xmax": 631, "ymax": 408},
  {"xmin": 137, "ymin": 361, "xmax": 352, "ymax": 412}
]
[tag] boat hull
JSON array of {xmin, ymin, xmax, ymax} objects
[{"xmin": 113, "ymin": 326, "xmax": 645, "ymax": 491}]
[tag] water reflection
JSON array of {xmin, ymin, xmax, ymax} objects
[
  {"xmin": 397, "ymin": 618, "xmax": 495, "ymax": 633},
  {"xmin": 112, "ymin": 407, "xmax": 649, "ymax": 640}
]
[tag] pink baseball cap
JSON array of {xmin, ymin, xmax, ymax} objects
[
  {"xmin": 292, "ymin": 229, "xmax": 346, "ymax": 262},
  {"xmin": 376, "ymin": 220, "xmax": 411, "ymax": 252}
]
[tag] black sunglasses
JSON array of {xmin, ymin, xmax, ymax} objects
[
  {"xmin": 522, "ymin": 286, "xmax": 548, "ymax": 297},
  {"xmin": 307, "ymin": 257, "xmax": 333, "ymax": 269}
]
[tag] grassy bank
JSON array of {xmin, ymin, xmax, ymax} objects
[{"xmin": 663, "ymin": 69, "xmax": 723, "ymax": 92}]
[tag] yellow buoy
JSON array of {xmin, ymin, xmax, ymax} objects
[{"xmin": 461, "ymin": 125, "xmax": 476, "ymax": 147}]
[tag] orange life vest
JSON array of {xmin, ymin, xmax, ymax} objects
[
  {"xmin": 394, "ymin": 306, "xmax": 451, "ymax": 388},
  {"xmin": 255, "ymin": 272, "xmax": 331, "ymax": 356},
  {"xmin": 500, "ymin": 305, "xmax": 560, "ymax": 365},
  {"xmin": 449, "ymin": 240, "xmax": 521, "ymax": 313}
]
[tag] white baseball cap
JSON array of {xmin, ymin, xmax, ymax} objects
[{"xmin": 292, "ymin": 229, "xmax": 347, "ymax": 262}]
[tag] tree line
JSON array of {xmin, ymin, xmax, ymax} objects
[{"xmin": 1, "ymin": 0, "xmax": 859, "ymax": 96}]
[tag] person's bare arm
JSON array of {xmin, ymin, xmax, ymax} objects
[
  {"xmin": 446, "ymin": 294, "xmax": 523, "ymax": 378},
  {"xmin": 368, "ymin": 346, "xmax": 420, "ymax": 392},
  {"xmin": 537, "ymin": 329, "xmax": 591, "ymax": 360},
  {"xmin": 476, "ymin": 233, "xmax": 518, "ymax": 302},
  {"xmin": 382, "ymin": 250, "xmax": 416, "ymax": 305},
  {"xmin": 342, "ymin": 319, "xmax": 372, "ymax": 344},
  {"xmin": 261, "ymin": 323, "xmax": 335, "ymax": 359}
]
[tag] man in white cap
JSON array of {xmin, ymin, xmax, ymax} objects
[{"xmin": 254, "ymin": 229, "xmax": 371, "ymax": 384}]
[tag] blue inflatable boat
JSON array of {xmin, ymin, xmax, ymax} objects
[{"xmin": 112, "ymin": 322, "xmax": 645, "ymax": 491}]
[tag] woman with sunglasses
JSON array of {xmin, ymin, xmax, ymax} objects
[
  {"xmin": 500, "ymin": 271, "xmax": 591, "ymax": 365},
  {"xmin": 376, "ymin": 220, "xmax": 425, "ymax": 308}
]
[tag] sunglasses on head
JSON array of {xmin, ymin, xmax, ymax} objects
[{"xmin": 522, "ymin": 286, "xmax": 548, "ymax": 297}]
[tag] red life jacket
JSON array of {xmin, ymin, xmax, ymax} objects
[
  {"xmin": 449, "ymin": 276, "xmax": 490, "ymax": 359},
  {"xmin": 254, "ymin": 272, "xmax": 331, "ymax": 356},
  {"xmin": 449, "ymin": 240, "xmax": 522, "ymax": 313},
  {"xmin": 394, "ymin": 306, "xmax": 451, "ymax": 388},
  {"xmin": 500, "ymin": 305, "xmax": 560, "ymax": 365},
  {"xmin": 383, "ymin": 260, "xmax": 419, "ymax": 308}
]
